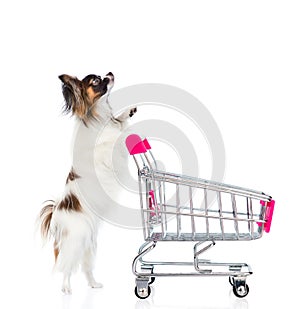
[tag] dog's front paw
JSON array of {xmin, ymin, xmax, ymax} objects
[
  {"xmin": 129, "ymin": 107, "xmax": 137, "ymax": 117},
  {"xmin": 115, "ymin": 107, "xmax": 137, "ymax": 122}
]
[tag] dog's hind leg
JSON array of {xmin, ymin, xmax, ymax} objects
[
  {"xmin": 85, "ymin": 271, "xmax": 103, "ymax": 289},
  {"xmin": 82, "ymin": 247, "xmax": 103, "ymax": 288},
  {"xmin": 55, "ymin": 233, "xmax": 84, "ymax": 294},
  {"xmin": 62, "ymin": 272, "xmax": 72, "ymax": 294}
]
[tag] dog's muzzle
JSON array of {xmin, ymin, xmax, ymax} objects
[{"xmin": 105, "ymin": 72, "xmax": 114, "ymax": 83}]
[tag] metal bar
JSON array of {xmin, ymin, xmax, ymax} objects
[
  {"xmin": 139, "ymin": 175, "xmax": 147, "ymax": 240},
  {"xmin": 158, "ymin": 180, "xmax": 165, "ymax": 237},
  {"xmin": 204, "ymin": 189, "xmax": 209, "ymax": 238},
  {"xmin": 176, "ymin": 184, "xmax": 181, "ymax": 239},
  {"xmin": 134, "ymin": 242, "xmax": 253, "ymax": 278},
  {"xmin": 189, "ymin": 187, "xmax": 196, "ymax": 239},
  {"xmin": 139, "ymin": 154, "xmax": 146, "ymax": 167},
  {"xmin": 148, "ymin": 149, "xmax": 158, "ymax": 169},
  {"xmin": 133, "ymin": 155, "xmax": 140, "ymax": 170},
  {"xmin": 194, "ymin": 240, "xmax": 215, "ymax": 272},
  {"xmin": 132, "ymin": 241, "xmax": 157, "ymax": 276},
  {"xmin": 162, "ymin": 177, "xmax": 167, "ymax": 236},
  {"xmin": 231, "ymin": 194, "xmax": 240, "ymax": 240},
  {"xmin": 217, "ymin": 192, "xmax": 225, "ymax": 240},
  {"xmin": 136, "ymin": 269, "xmax": 252, "ymax": 278},
  {"xmin": 146, "ymin": 179, "xmax": 154, "ymax": 236},
  {"xmin": 155, "ymin": 202, "xmax": 261, "ymax": 219},
  {"xmin": 142, "ymin": 208, "xmax": 264, "ymax": 223},
  {"xmin": 247, "ymin": 197, "xmax": 254, "ymax": 239},
  {"xmin": 146, "ymin": 232, "xmax": 262, "ymax": 241},
  {"xmin": 144, "ymin": 153, "xmax": 154, "ymax": 171},
  {"xmin": 146, "ymin": 170, "xmax": 271, "ymax": 201},
  {"xmin": 154, "ymin": 187, "xmax": 159, "ymax": 225}
]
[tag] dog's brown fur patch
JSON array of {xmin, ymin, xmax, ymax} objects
[
  {"xmin": 57, "ymin": 193, "xmax": 82, "ymax": 212},
  {"xmin": 66, "ymin": 168, "xmax": 80, "ymax": 184},
  {"xmin": 40, "ymin": 202, "xmax": 55, "ymax": 239},
  {"xmin": 54, "ymin": 241, "xmax": 59, "ymax": 262},
  {"xmin": 86, "ymin": 85, "xmax": 98, "ymax": 103}
]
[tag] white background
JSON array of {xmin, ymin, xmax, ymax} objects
[{"xmin": 0, "ymin": 0, "xmax": 299, "ymax": 308}]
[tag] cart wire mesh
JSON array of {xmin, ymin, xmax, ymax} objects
[{"xmin": 126, "ymin": 134, "xmax": 275, "ymax": 242}]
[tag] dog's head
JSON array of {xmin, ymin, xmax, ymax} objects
[{"xmin": 58, "ymin": 72, "xmax": 114, "ymax": 123}]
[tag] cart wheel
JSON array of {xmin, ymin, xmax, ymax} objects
[
  {"xmin": 233, "ymin": 284, "xmax": 249, "ymax": 298},
  {"xmin": 149, "ymin": 277, "xmax": 155, "ymax": 285},
  {"xmin": 135, "ymin": 285, "xmax": 151, "ymax": 299}
]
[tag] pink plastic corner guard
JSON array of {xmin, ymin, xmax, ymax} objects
[
  {"xmin": 143, "ymin": 138, "xmax": 151, "ymax": 150},
  {"xmin": 259, "ymin": 200, "xmax": 275, "ymax": 233},
  {"xmin": 148, "ymin": 190, "xmax": 155, "ymax": 210},
  {"xmin": 125, "ymin": 134, "xmax": 147, "ymax": 155},
  {"xmin": 148, "ymin": 190, "xmax": 160, "ymax": 217}
]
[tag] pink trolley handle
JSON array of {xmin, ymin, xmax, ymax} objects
[
  {"xmin": 125, "ymin": 134, "xmax": 148, "ymax": 155},
  {"xmin": 125, "ymin": 134, "xmax": 152, "ymax": 155},
  {"xmin": 258, "ymin": 200, "xmax": 275, "ymax": 233}
]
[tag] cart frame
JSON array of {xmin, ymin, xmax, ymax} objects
[{"xmin": 126, "ymin": 134, "xmax": 275, "ymax": 299}]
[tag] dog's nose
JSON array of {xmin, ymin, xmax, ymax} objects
[{"xmin": 106, "ymin": 72, "xmax": 114, "ymax": 81}]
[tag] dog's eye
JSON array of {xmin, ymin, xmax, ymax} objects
[{"xmin": 92, "ymin": 78, "xmax": 101, "ymax": 86}]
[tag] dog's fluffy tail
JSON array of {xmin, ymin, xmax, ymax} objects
[{"xmin": 39, "ymin": 200, "xmax": 55, "ymax": 241}]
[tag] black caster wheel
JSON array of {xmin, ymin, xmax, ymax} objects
[
  {"xmin": 135, "ymin": 285, "xmax": 151, "ymax": 299},
  {"xmin": 233, "ymin": 283, "xmax": 249, "ymax": 298}
]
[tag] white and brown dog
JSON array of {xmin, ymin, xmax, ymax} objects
[{"xmin": 39, "ymin": 72, "xmax": 136, "ymax": 294}]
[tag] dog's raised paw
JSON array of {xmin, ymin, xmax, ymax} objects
[{"xmin": 129, "ymin": 107, "xmax": 137, "ymax": 117}]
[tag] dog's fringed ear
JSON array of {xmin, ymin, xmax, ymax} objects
[
  {"xmin": 59, "ymin": 74, "xmax": 74, "ymax": 85},
  {"xmin": 58, "ymin": 75, "xmax": 87, "ymax": 121}
]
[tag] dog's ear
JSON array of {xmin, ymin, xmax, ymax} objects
[
  {"xmin": 58, "ymin": 74, "xmax": 88, "ymax": 121},
  {"xmin": 59, "ymin": 74, "xmax": 75, "ymax": 85}
]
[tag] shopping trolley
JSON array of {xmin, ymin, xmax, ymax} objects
[{"xmin": 125, "ymin": 134, "xmax": 275, "ymax": 299}]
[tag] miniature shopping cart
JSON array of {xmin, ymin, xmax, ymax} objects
[{"xmin": 126, "ymin": 134, "xmax": 275, "ymax": 299}]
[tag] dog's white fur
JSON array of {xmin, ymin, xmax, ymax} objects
[
  {"xmin": 40, "ymin": 75, "xmax": 135, "ymax": 294},
  {"xmin": 49, "ymin": 180, "xmax": 101, "ymax": 294}
]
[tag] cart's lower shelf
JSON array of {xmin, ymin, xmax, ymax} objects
[{"xmin": 133, "ymin": 241, "xmax": 252, "ymax": 299}]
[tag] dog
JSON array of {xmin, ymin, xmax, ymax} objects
[{"xmin": 39, "ymin": 72, "xmax": 136, "ymax": 294}]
